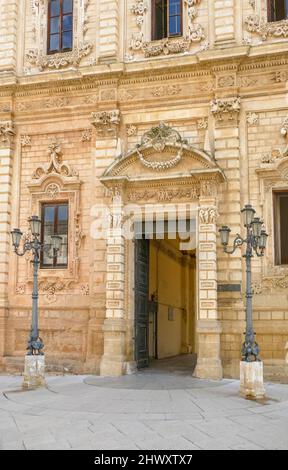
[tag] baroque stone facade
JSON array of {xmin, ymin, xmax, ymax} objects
[{"xmin": 0, "ymin": 0, "xmax": 288, "ymax": 380}]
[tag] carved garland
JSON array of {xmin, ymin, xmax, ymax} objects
[
  {"xmin": 135, "ymin": 122, "xmax": 187, "ymax": 171},
  {"xmin": 26, "ymin": 0, "xmax": 93, "ymax": 71},
  {"xmin": 129, "ymin": 0, "xmax": 205, "ymax": 58}
]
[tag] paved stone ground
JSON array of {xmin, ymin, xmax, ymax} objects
[{"xmin": 0, "ymin": 370, "xmax": 288, "ymax": 450}]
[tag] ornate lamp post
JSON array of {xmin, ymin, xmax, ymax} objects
[
  {"xmin": 219, "ymin": 204, "xmax": 268, "ymax": 399},
  {"xmin": 11, "ymin": 216, "xmax": 62, "ymax": 388}
]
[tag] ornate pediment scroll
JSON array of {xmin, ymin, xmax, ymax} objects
[{"xmin": 32, "ymin": 139, "xmax": 78, "ymax": 181}]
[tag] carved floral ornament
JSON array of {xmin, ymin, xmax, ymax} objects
[
  {"xmin": 129, "ymin": 0, "xmax": 205, "ymax": 58},
  {"xmin": 26, "ymin": 0, "xmax": 93, "ymax": 71},
  {"xmin": 211, "ymin": 97, "xmax": 241, "ymax": 126}
]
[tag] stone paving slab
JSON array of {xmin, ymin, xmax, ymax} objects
[{"xmin": 0, "ymin": 373, "xmax": 287, "ymax": 450}]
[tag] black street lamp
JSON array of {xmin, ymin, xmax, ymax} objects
[
  {"xmin": 11, "ymin": 216, "xmax": 62, "ymax": 356},
  {"xmin": 219, "ymin": 204, "xmax": 268, "ymax": 362}
]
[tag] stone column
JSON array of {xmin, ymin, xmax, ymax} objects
[
  {"xmin": 100, "ymin": 194, "xmax": 126, "ymax": 376},
  {"xmin": 0, "ymin": 121, "xmax": 15, "ymax": 370},
  {"xmin": 98, "ymin": 0, "xmax": 120, "ymax": 63},
  {"xmin": 194, "ymin": 184, "xmax": 223, "ymax": 380}
]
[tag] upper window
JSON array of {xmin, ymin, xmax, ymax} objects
[
  {"xmin": 274, "ymin": 192, "xmax": 288, "ymax": 265},
  {"xmin": 267, "ymin": 0, "xmax": 288, "ymax": 22},
  {"xmin": 48, "ymin": 0, "xmax": 73, "ymax": 54},
  {"xmin": 152, "ymin": 0, "xmax": 182, "ymax": 41},
  {"xmin": 41, "ymin": 203, "xmax": 69, "ymax": 268}
]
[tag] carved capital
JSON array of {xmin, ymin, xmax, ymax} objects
[
  {"xmin": 91, "ymin": 110, "xmax": 121, "ymax": 137},
  {"xmin": 211, "ymin": 97, "xmax": 241, "ymax": 127}
]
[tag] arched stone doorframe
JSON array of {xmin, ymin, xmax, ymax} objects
[{"xmin": 99, "ymin": 123, "xmax": 226, "ymax": 379}]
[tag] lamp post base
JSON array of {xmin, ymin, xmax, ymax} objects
[
  {"xmin": 240, "ymin": 360, "xmax": 265, "ymax": 399},
  {"xmin": 22, "ymin": 355, "xmax": 45, "ymax": 389}
]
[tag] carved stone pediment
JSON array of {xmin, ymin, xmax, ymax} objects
[{"xmin": 100, "ymin": 123, "xmax": 225, "ymax": 199}]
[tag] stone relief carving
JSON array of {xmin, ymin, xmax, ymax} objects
[
  {"xmin": 20, "ymin": 135, "xmax": 32, "ymax": 147},
  {"xmin": 199, "ymin": 207, "xmax": 218, "ymax": 224},
  {"xmin": 217, "ymin": 75, "xmax": 236, "ymax": 88},
  {"xmin": 27, "ymin": 0, "xmax": 93, "ymax": 71},
  {"xmin": 126, "ymin": 124, "xmax": 138, "ymax": 136},
  {"xmin": 32, "ymin": 139, "xmax": 78, "ymax": 180},
  {"xmin": 46, "ymin": 183, "xmax": 60, "ymax": 199},
  {"xmin": 129, "ymin": 0, "xmax": 205, "ymax": 58},
  {"xmin": 245, "ymin": 14, "xmax": 288, "ymax": 41},
  {"xmin": 91, "ymin": 110, "xmax": 121, "ymax": 136},
  {"xmin": 252, "ymin": 274, "xmax": 288, "ymax": 294},
  {"xmin": 197, "ymin": 118, "xmax": 208, "ymax": 130},
  {"xmin": 16, "ymin": 283, "xmax": 26, "ymax": 295},
  {"xmin": 136, "ymin": 122, "xmax": 187, "ymax": 171},
  {"xmin": 247, "ymin": 112, "xmax": 259, "ymax": 126},
  {"xmin": 151, "ymin": 85, "xmax": 182, "ymax": 97},
  {"xmin": 38, "ymin": 278, "xmax": 73, "ymax": 304},
  {"xmin": 81, "ymin": 128, "xmax": 93, "ymax": 142},
  {"xmin": 127, "ymin": 187, "xmax": 199, "ymax": 202},
  {"xmin": 200, "ymin": 180, "xmax": 217, "ymax": 197},
  {"xmin": 0, "ymin": 121, "xmax": 15, "ymax": 146}
]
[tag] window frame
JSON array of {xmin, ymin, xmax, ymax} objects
[
  {"xmin": 152, "ymin": 0, "xmax": 183, "ymax": 41},
  {"xmin": 47, "ymin": 0, "xmax": 73, "ymax": 55},
  {"xmin": 40, "ymin": 201, "xmax": 69, "ymax": 269},
  {"xmin": 273, "ymin": 191, "xmax": 288, "ymax": 266}
]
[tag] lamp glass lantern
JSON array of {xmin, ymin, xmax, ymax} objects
[
  {"xmin": 219, "ymin": 226, "xmax": 231, "ymax": 246},
  {"xmin": 241, "ymin": 204, "xmax": 256, "ymax": 226},
  {"xmin": 29, "ymin": 215, "xmax": 41, "ymax": 237},
  {"xmin": 251, "ymin": 217, "xmax": 262, "ymax": 238},
  {"xmin": 11, "ymin": 228, "xmax": 23, "ymax": 248},
  {"xmin": 259, "ymin": 230, "xmax": 268, "ymax": 250}
]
